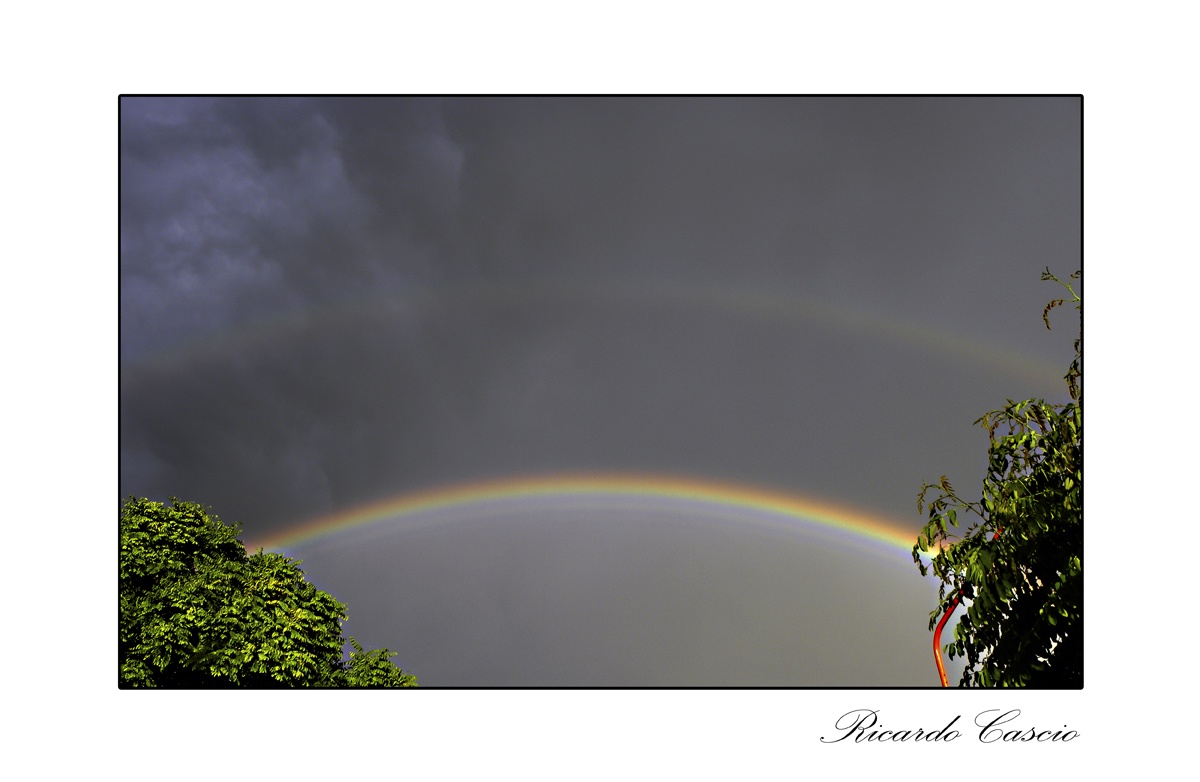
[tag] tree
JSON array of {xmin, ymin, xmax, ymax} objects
[
  {"xmin": 119, "ymin": 496, "xmax": 417, "ymax": 687},
  {"xmin": 913, "ymin": 269, "xmax": 1081, "ymax": 687}
]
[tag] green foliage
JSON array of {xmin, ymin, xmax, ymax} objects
[
  {"xmin": 343, "ymin": 637, "xmax": 419, "ymax": 687},
  {"xmin": 913, "ymin": 269, "xmax": 1081, "ymax": 687},
  {"xmin": 119, "ymin": 497, "xmax": 417, "ymax": 688}
]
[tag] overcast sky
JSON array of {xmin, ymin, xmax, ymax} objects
[{"xmin": 119, "ymin": 96, "xmax": 1080, "ymax": 686}]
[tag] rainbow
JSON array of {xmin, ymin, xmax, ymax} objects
[
  {"xmin": 246, "ymin": 473, "xmax": 931, "ymax": 562},
  {"xmin": 123, "ymin": 282, "xmax": 1066, "ymax": 390}
]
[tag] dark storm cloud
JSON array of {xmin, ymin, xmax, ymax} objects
[
  {"xmin": 121, "ymin": 97, "xmax": 1079, "ymax": 360},
  {"xmin": 120, "ymin": 96, "xmax": 1079, "ymax": 684},
  {"xmin": 120, "ymin": 98, "xmax": 435, "ymax": 358}
]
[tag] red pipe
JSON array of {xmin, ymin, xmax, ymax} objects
[
  {"xmin": 933, "ymin": 593, "xmax": 961, "ymax": 687},
  {"xmin": 933, "ymin": 529, "xmax": 1001, "ymax": 687}
]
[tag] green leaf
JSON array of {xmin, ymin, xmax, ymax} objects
[
  {"xmin": 119, "ymin": 497, "xmax": 416, "ymax": 688},
  {"xmin": 912, "ymin": 269, "xmax": 1082, "ymax": 688}
]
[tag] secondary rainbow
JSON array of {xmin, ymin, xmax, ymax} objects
[
  {"xmin": 124, "ymin": 283, "xmax": 1065, "ymax": 390},
  {"xmin": 247, "ymin": 473, "xmax": 929, "ymax": 559}
]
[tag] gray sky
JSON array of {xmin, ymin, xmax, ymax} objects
[{"xmin": 119, "ymin": 96, "xmax": 1080, "ymax": 686}]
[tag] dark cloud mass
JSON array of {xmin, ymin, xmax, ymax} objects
[{"xmin": 120, "ymin": 96, "xmax": 1080, "ymax": 685}]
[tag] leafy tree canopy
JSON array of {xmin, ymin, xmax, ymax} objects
[
  {"xmin": 119, "ymin": 497, "xmax": 417, "ymax": 688},
  {"xmin": 913, "ymin": 269, "xmax": 1081, "ymax": 687}
]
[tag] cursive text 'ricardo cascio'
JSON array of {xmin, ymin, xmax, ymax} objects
[{"xmin": 820, "ymin": 709, "xmax": 1079, "ymax": 744}]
